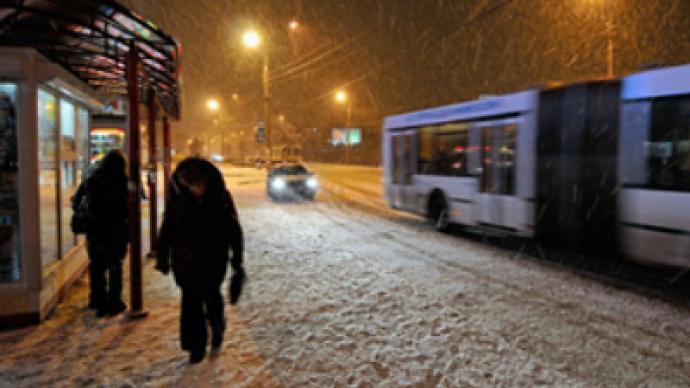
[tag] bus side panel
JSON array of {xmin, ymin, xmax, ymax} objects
[
  {"xmin": 382, "ymin": 130, "xmax": 394, "ymax": 207},
  {"xmin": 515, "ymin": 99, "xmax": 539, "ymax": 234},
  {"xmin": 536, "ymin": 81, "xmax": 620, "ymax": 257},
  {"xmin": 618, "ymin": 93, "xmax": 690, "ymax": 267},
  {"xmin": 413, "ymin": 175, "xmax": 477, "ymax": 224},
  {"xmin": 620, "ymin": 189, "xmax": 690, "ymax": 267}
]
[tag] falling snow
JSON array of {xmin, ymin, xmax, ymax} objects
[{"xmin": 1, "ymin": 165, "xmax": 688, "ymax": 386}]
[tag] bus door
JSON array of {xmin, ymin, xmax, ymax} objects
[
  {"xmin": 475, "ymin": 119, "xmax": 518, "ymax": 230},
  {"xmin": 390, "ymin": 130, "xmax": 417, "ymax": 210}
]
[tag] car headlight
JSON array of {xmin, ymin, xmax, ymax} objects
[
  {"xmin": 271, "ymin": 177, "xmax": 286, "ymax": 190},
  {"xmin": 306, "ymin": 176, "xmax": 318, "ymax": 189}
]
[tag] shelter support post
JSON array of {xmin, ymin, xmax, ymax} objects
[
  {"xmin": 163, "ymin": 116, "xmax": 172, "ymax": 202},
  {"xmin": 146, "ymin": 92, "xmax": 158, "ymax": 256},
  {"xmin": 126, "ymin": 46, "xmax": 148, "ymax": 319}
]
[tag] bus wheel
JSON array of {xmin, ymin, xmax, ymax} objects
[{"xmin": 430, "ymin": 196, "xmax": 450, "ymax": 233}]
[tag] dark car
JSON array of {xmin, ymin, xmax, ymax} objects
[{"xmin": 267, "ymin": 163, "xmax": 317, "ymax": 201}]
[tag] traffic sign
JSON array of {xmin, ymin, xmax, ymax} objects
[{"xmin": 256, "ymin": 122, "xmax": 265, "ymax": 143}]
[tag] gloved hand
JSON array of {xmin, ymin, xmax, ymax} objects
[{"xmin": 228, "ymin": 267, "xmax": 246, "ymax": 305}]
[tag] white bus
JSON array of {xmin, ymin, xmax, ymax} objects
[
  {"xmin": 383, "ymin": 64, "xmax": 690, "ymax": 268},
  {"xmin": 383, "ymin": 90, "xmax": 539, "ymax": 237}
]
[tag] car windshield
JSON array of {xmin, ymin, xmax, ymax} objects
[{"xmin": 274, "ymin": 165, "xmax": 307, "ymax": 175}]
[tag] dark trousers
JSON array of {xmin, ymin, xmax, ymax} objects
[
  {"xmin": 87, "ymin": 242, "xmax": 124, "ymax": 308},
  {"xmin": 180, "ymin": 286, "xmax": 225, "ymax": 355}
]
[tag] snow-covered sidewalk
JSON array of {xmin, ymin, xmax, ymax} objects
[{"xmin": 0, "ymin": 166, "xmax": 689, "ymax": 386}]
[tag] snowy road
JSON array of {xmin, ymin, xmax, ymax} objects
[{"xmin": 1, "ymin": 164, "xmax": 689, "ymax": 387}]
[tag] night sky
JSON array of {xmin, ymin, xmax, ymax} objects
[{"xmin": 122, "ymin": 0, "xmax": 690, "ymax": 135}]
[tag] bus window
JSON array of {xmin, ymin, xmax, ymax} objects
[
  {"xmin": 498, "ymin": 124, "xmax": 516, "ymax": 195},
  {"xmin": 647, "ymin": 95, "xmax": 690, "ymax": 191},
  {"xmin": 417, "ymin": 126, "xmax": 435, "ymax": 174},
  {"xmin": 437, "ymin": 128, "xmax": 469, "ymax": 176},
  {"xmin": 392, "ymin": 136, "xmax": 400, "ymax": 184},
  {"xmin": 480, "ymin": 127, "xmax": 493, "ymax": 193}
]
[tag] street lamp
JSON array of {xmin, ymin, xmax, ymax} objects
[
  {"xmin": 334, "ymin": 89, "xmax": 351, "ymax": 128},
  {"xmin": 335, "ymin": 90, "xmax": 347, "ymax": 104},
  {"xmin": 206, "ymin": 98, "xmax": 220, "ymax": 112},
  {"xmin": 206, "ymin": 98, "xmax": 223, "ymax": 157},
  {"xmin": 242, "ymin": 30, "xmax": 261, "ymax": 48},
  {"xmin": 288, "ymin": 20, "xmax": 299, "ymax": 31},
  {"xmin": 334, "ymin": 89, "xmax": 352, "ymax": 163},
  {"xmin": 242, "ymin": 29, "xmax": 271, "ymax": 164}
]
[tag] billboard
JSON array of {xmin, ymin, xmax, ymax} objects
[{"xmin": 331, "ymin": 128, "xmax": 361, "ymax": 145}]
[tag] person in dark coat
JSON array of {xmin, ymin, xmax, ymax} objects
[
  {"xmin": 73, "ymin": 150, "xmax": 129, "ymax": 317},
  {"xmin": 156, "ymin": 158, "xmax": 244, "ymax": 364}
]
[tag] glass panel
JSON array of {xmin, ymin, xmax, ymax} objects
[
  {"xmin": 417, "ymin": 126, "xmax": 435, "ymax": 174},
  {"xmin": 498, "ymin": 124, "xmax": 517, "ymax": 195},
  {"xmin": 402, "ymin": 135, "xmax": 413, "ymax": 184},
  {"xmin": 437, "ymin": 123, "xmax": 469, "ymax": 177},
  {"xmin": 60, "ymin": 100, "xmax": 77, "ymax": 255},
  {"xmin": 647, "ymin": 96, "xmax": 690, "ymax": 191},
  {"xmin": 480, "ymin": 127, "xmax": 493, "ymax": 193},
  {"xmin": 0, "ymin": 84, "xmax": 20, "ymax": 282},
  {"xmin": 39, "ymin": 89, "xmax": 58, "ymax": 267},
  {"xmin": 619, "ymin": 101, "xmax": 651, "ymax": 185},
  {"xmin": 78, "ymin": 108, "xmax": 89, "ymax": 181},
  {"xmin": 391, "ymin": 136, "xmax": 400, "ymax": 184}
]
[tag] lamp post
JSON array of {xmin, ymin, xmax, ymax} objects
[
  {"xmin": 206, "ymin": 98, "xmax": 224, "ymax": 158},
  {"xmin": 243, "ymin": 30, "xmax": 271, "ymax": 163},
  {"xmin": 335, "ymin": 89, "xmax": 352, "ymax": 163}
]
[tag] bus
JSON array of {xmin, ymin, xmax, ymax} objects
[{"xmin": 383, "ymin": 63, "xmax": 690, "ymax": 268}]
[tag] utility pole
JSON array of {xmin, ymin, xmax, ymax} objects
[
  {"xmin": 345, "ymin": 99, "xmax": 352, "ymax": 164},
  {"xmin": 263, "ymin": 51, "xmax": 271, "ymax": 164},
  {"xmin": 606, "ymin": 20, "xmax": 614, "ymax": 78}
]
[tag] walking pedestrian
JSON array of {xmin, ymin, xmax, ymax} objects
[
  {"xmin": 156, "ymin": 158, "xmax": 244, "ymax": 364},
  {"xmin": 72, "ymin": 150, "xmax": 129, "ymax": 317}
]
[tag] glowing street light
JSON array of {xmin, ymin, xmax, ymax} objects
[
  {"xmin": 206, "ymin": 98, "xmax": 220, "ymax": 112},
  {"xmin": 335, "ymin": 90, "xmax": 347, "ymax": 103},
  {"xmin": 334, "ymin": 89, "xmax": 353, "ymax": 163},
  {"xmin": 242, "ymin": 29, "xmax": 271, "ymax": 162},
  {"xmin": 242, "ymin": 30, "xmax": 261, "ymax": 48},
  {"xmin": 288, "ymin": 20, "xmax": 299, "ymax": 31}
]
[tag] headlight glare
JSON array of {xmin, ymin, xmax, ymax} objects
[
  {"xmin": 306, "ymin": 176, "xmax": 318, "ymax": 189},
  {"xmin": 271, "ymin": 177, "xmax": 286, "ymax": 190}
]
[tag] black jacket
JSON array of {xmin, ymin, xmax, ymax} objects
[
  {"xmin": 156, "ymin": 160, "xmax": 243, "ymax": 290},
  {"xmin": 74, "ymin": 169, "xmax": 129, "ymax": 257}
]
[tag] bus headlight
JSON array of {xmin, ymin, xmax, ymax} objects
[
  {"xmin": 306, "ymin": 176, "xmax": 318, "ymax": 189},
  {"xmin": 271, "ymin": 177, "xmax": 286, "ymax": 191}
]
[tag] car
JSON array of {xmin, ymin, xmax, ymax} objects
[{"xmin": 267, "ymin": 163, "xmax": 317, "ymax": 201}]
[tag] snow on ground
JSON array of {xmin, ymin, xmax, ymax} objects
[{"xmin": 1, "ymin": 164, "xmax": 689, "ymax": 387}]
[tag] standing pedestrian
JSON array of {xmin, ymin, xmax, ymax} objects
[
  {"xmin": 156, "ymin": 158, "xmax": 244, "ymax": 364},
  {"xmin": 72, "ymin": 150, "xmax": 129, "ymax": 317}
]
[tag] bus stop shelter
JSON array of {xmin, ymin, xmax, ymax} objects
[{"xmin": 0, "ymin": 0, "xmax": 181, "ymax": 327}]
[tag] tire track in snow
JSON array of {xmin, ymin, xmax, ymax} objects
[{"xmin": 312, "ymin": 185, "xmax": 690, "ymax": 384}]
